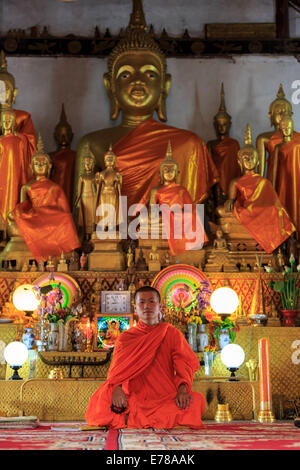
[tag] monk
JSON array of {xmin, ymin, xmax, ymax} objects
[{"xmin": 85, "ymin": 286, "xmax": 205, "ymax": 429}]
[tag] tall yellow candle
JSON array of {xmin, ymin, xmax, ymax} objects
[{"xmin": 258, "ymin": 338, "xmax": 272, "ymax": 411}]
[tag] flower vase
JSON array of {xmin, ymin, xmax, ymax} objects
[
  {"xmin": 48, "ymin": 323, "xmax": 59, "ymax": 351},
  {"xmin": 219, "ymin": 328, "xmax": 230, "ymax": 349},
  {"xmin": 196, "ymin": 324, "xmax": 208, "ymax": 352},
  {"xmin": 187, "ymin": 323, "xmax": 197, "ymax": 352},
  {"xmin": 281, "ymin": 310, "xmax": 297, "ymax": 327},
  {"xmin": 22, "ymin": 328, "xmax": 35, "ymax": 350},
  {"xmin": 203, "ymin": 351, "xmax": 214, "ymax": 376}
]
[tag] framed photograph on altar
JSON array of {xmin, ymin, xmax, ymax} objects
[
  {"xmin": 100, "ymin": 291, "xmax": 131, "ymax": 314},
  {"xmin": 94, "ymin": 314, "xmax": 133, "ymax": 350}
]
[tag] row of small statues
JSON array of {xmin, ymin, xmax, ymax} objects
[{"xmin": 0, "ymin": 0, "xmax": 299, "ymax": 270}]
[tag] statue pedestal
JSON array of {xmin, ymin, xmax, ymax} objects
[
  {"xmin": 205, "ymin": 248, "xmax": 239, "ymax": 272},
  {"xmin": 89, "ymin": 234, "xmax": 125, "ymax": 271},
  {"xmin": 148, "ymin": 260, "xmax": 161, "ymax": 272},
  {"xmin": 0, "ymin": 235, "xmax": 35, "ymax": 270}
]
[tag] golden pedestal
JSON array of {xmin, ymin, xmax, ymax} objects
[
  {"xmin": 258, "ymin": 410, "xmax": 276, "ymax": 423},
  {"xmin": 214, "ymin": 403, "xmax": 233, "ymax": 422},
  {"xmin": 89, "ymin": 234, "xmax": 125, "ymax": 271},
  {"xmin": 205, "ymin": 248, "xmax": 239, "ymax": 272},
  {"xmin": 0, "ymin": 235, "xmax": 35, "ymax": 270}
]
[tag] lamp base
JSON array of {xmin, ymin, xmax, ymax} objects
[
  {"xmin": 9, "ymin": 366, "xmax": 23, "ymax": 380},
  {"xmin": 258, "ymin": 410, "xmax": 276, "ymax": 423}
]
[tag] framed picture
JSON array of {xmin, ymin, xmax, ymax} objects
[
  {"xmin": 94, "ymin": 314, "xmax": 133, "ymax": 350},
  {"xmin": 101, "ymin": 291, "xmax": 131, "ymax": 314}
]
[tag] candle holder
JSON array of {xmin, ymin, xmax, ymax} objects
[
  {"xmin": 258, "ymin": 410, "xmax": 275, "ymax": 423},
  {"xmin": 85, "ymin": 338, "xmax": 93, "ymax": 352}
]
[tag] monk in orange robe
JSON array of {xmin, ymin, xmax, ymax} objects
[
  {"xmin": 11, "ymin": 138, "xmax": 81, "ymax": 262},
  {"xmin": 0, "ymin": 109, "xmax": 34, "ymax": 223},
  {"xmin": 85, "ymin": 286, "xmax": 205, "ymax": 429},
  {"xmin": 221, "ymin": 125, "xmax": 295, "ymax": 253}
]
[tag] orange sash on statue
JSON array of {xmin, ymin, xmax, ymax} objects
[
  {"xmin": 51, "ymin": 148, "xmax": 76, "ymax": 206},
  {"xmin": 275, "ymin": 140, "xmax": 300, "ymax": 233},
  {"xmin": 14, "ymin": 109, "xmax": 36, "ymax": 150},
  {"xmin": 12, "ymin": 177, "xmax": 81, "ymax": 262},
  {"xmin": 0, "ymin": 133, "xmax": 33, "ymax": 223},
  {"xmin": 85, "ymin": 321, "xmax": 205, "ymax": 429},
  {"xmin": 155, "ymin": 182, "xmax": 208, "ymax": 256},
  {"xmin": 211, "ymin": 137, "xmax": 241, "ymax": 195},
  {"xmin": 233, "ymin": 172, "xmax": 295, "ymax": 253},
  {"xmin": 266, "ymin": 131, "xmax": 300, "ymax": 181},
  {"xmin": 113, "ymin": 118, "xmax": 219, "ymax": 208}
]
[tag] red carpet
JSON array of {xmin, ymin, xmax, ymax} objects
[{"xmin": 106, "ymin": 421, "xmax": 300, "ymax": 450}]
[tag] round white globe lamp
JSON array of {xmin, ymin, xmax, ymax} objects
[
  {"xmin": 4, "ymin": 341, "xmax": 28, "ymax": 380},
  {"xmin": 210, "ymin": 287, "xmax": 239, "ymax": 318},
  {"xmin": 12, "ymin": 284, "xmax": 40, "ymax": 315},
  {"xmin": 220, "ymin": 343, "xmax": 245, "ymax": 381}
]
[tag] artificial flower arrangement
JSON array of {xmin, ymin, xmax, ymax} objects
[
  {"xmin": 188, "ymin": 279, "xmax": 212, "ymax": 324},
  {"xmin": 208, "ymin": 316, "xmax": 239, "ymax": 343},
  {"xmin": 203, "ymin": 344, "xmax": 216, "ymax": 353},
  {"xmin": 33, "ymin": 283, "xmax": 74, "ymax": 324},
  {"xmin": 265, "ymin": 254, "xmax": 300, "ymax": 310}
]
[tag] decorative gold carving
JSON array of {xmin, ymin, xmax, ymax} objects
[{"xmin": 205, "ymin": 23, "xmax": 276, "ymax": 40}]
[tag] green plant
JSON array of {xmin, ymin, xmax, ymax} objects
[
  {"xmin": 266, "ymin": 255, "xmax": 300, "ymax": 310},
  {"xmin": 209, "ymin": 316, "xmax": 239, "ymax": 343}
]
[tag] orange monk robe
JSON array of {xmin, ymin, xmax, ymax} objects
[
  {"xmin": 275, "ymin": 140, "xmax": 300, "ymax": 233},
  {"xmin": 14, "ymin": 109, "xmax": 36, "ymax": 150},
  {"xmin": 155, "ymin": 182, "xmax": 208, "ymax": 256},
  {"xmin": 85, "ymin": 321, "xmax": 205, "ymax": 430},
  {"xmin": 12, "ymin": 176, "xmax": 81, "ymax": 262},
  {"xmin": 113, "ymin": 118, "xmax": 219, "ymax": 208},
  {"xmin": 51, "ymin": 148, "xmax": 76, "ymax": 207},
  {"xmin": 266, "ymin": 131, "xmax": 300, "ymax": 181},
  {"xmin": 0, "ymin": 133, "xmax": 33, "ymax": 223},
  {"xmin": 210, "ymin": 137, "xmax": 241, "ymax": 195},
  {"xmin": 233, "ymin": 171, "xmax": 295, "ymax": 253}
]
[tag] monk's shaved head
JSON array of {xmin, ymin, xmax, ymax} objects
[{"xmin": 134, "ymin": 286, "xmax": 160, "ymax": 304}]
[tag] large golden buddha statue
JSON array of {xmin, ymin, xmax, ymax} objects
[
  {"xmin": 256, "ymin": 84, "xmax": 300, "ymax": 179},
  {"xmin": 0, "ymin": 50, "xmax": 36, "ymax": 145},
  {"xmin": 217, "ymin": 124, "xmax": 295, "ymax": 254},
  {"xmin": 76, "ymin": 0, "xmax": 219, "ymax": 209},
  {"xmin": 207, "ymin": 83, "xmax": 240, "ymax": 201}
]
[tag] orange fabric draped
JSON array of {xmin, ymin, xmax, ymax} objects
[
  {"xmin": 12, "ymin": 176, "xmax": 81, "ymax": 262},
  {"xmin": 0, "ymin": 133, "xmax": 33, "ymax": 223},
  {"xmin": 233, "ymin": 171, "xmax": 295, "ymax": 253},
  {"xmin": 266, "ymin": 131, "xmax": 300, "ymax": 181},
  {"xmin": 85, "ymin": 321, "xmax": 205, "ymax": 430},
  {"xmin": 275, "ymin": 140, "xmax": 300, "ymax": 234},
  {"xmin": 14, "ymin": 109, "xmax": 36, "ymax": 150},
  {"xmin": 155, "ymin": 182, "xmax": 208, "ymax": 256},
  {"xmin": 211, "ymin": 137, "xmax": 241, "ymax": 195},
  {"xmin": 112, "ymin": 118, "xmax": 219, "ymax": 209},
  {"xmin": 51, "ymin": 148, "xmax": 76, "ymax": 207}
]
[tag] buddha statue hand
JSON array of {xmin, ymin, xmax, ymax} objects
[{"xmin": 224, "ymin": 199, "xmax": 234, "ymax": 212}]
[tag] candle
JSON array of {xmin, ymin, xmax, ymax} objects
[
  {"xmin": 258, "ymin": 338, "xmax": 271, "ymax": 411},
  {"xmin": 86, "ymin": 319, "xmax": 91, "ymax": 340}
]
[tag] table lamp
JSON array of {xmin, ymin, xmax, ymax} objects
[
  {"xmin": 12, "ymin": 284, "xmax": 40, "ymax": 316},
  {"xmin": 4, "ymin": 341, "xmax": 28, "ymax": 380},
  {"xmin": 210, "ymin": 287, "xmax": 239, "ymax": 318},
  {"xmin": 220, "ymin": 343, "xmax": 245, "ymax": 381}
]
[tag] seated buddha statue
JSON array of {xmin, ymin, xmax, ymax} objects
[
  {"xmin": 49, "ymin": 104, "xmax": 76, "ymax": 207},
  {"xmin": 76, "ymin": 0, "xmax": 219, "ymax": 210},
  {"xmin": 217, "ymin": 124, "xmax": 295, "ymax": 254},
  {"xmin": 0, "ymin": 108, "xmax": 33, "ymax": 224},
  {"xmin": 8, "ymin": 134, "xmax": 81, "ymax": 263},
  {"xmin": 272, "ymin": 115, "xmax": 300, "ymax": 236},
  {"xmin": 0, "ymin": 50, "xmax": 36, "ymax": 146},
  {"xmin": 148, "ymin": 141, "xmax": 208, "ymax": 256},
  {"xmin": 256, "ymin": 84, "xmax": 300, "ymax": 179},
  {"xmin": 207, "ymin": 83, "xmax": 240, "ymax": 204}
]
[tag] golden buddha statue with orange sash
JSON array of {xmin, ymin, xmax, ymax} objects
[
  {"xmin": 272, "ymin": 115, "xmax": 300, "ymax": 237},
  {"xmin": 76, "ymin": 0, "xmax": 218, "ymax": 210},
  {"xmin": 0, "ymin": 108, "xmax": 33, "ymax": 224},
  {"xmin": 50, "ymin": 104, "xmax": 76, "ymax": 207},
  {"xmin": 207, "ymin": 83, "xmax": 240, "ymax": 201},
  {"xmin": 0, "ymin": 50, "xmax": 36, "ymax": 146},
  {"xmin": 256, "ymin": 84, "xmax": 300, "ymax": 179},
  {"xmin": 10, "ymin": 134, "xmax": 81, "ymax": 263},
  {"xmin": 219, "ymin": 124, "xmax": 295, "ymax": 254}
]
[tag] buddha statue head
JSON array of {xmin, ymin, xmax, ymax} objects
[
  {"xmin": 279, "ymin": 114, "xmax": 294, "ymax": 141},
  {"xmin": 1, "ymin": 107, "xmax": 17, "ymax": 135},
  {"xmin": 31, "ymin": 133, "xmax": 53, "ymax": 178},
  {"xmin": 268, "ymin": 84, "xmax": 293, "ymax": 130},
  {"xmin": 213, "ymin": 83, "xmax": 231, "ymax": 139},
  {"xmin": 81, "ymin": 143, "xmax": 96, "ymax": 174},
  {"xmin": 104, "ymin": 0, "xmax": 171, "ymax": 123},
  {"xmin": 103, "ymin": 144, "xmax": 117, "ymax": 168},
  {"xmin": 159, "ymin": 140, "xmax": 179, "ymax": 184},
  {"xmin": 0, "ymin": 50, "xmax": 17, "ymax": 109},
  {"xmin": 54, "ymin": 104, "xmax": 74, "ymax": 150},
  {"xmin": 237, "ymin": 124, "xmax": 258, "ymax": 173}
]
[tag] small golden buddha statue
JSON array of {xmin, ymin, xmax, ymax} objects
[
  {"xmin": 273, "ymin": 115, "xmax": 300, "ymax": 235},
  {"xmin": 57, "ymin": 251, "xmax": 68, "ymax": 272},
  {"xmin": 126, "ymin": 246, "xmax": 134, "ymax": 268},
  {"xmin": 216, "ymin": 124, "xmax": 295, "ymax": 254},
  {"xmin": 95, "ymin": 145, "xmax": 122, "ymax": 232},
  {"xmin": 213, "ymin": 227, "xmax": 227, "ymax": 250},
  {"xmin": 74, "ymin": 144, "xmax": 98, "ymax": 241},
  {"xmin": 50, "ymin": 104, "xmax": 76, "ymax": 207},
  {"xmin": 207, "ymin": 83, "xmax": 240, "ymax": 203},
  {"xmin": 148, "ymin": 243, "xmax": 161, "ymax": 272},
  {"xmin": 75, "ymin": 0, "xmax": 218, "ymax": 209}
]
